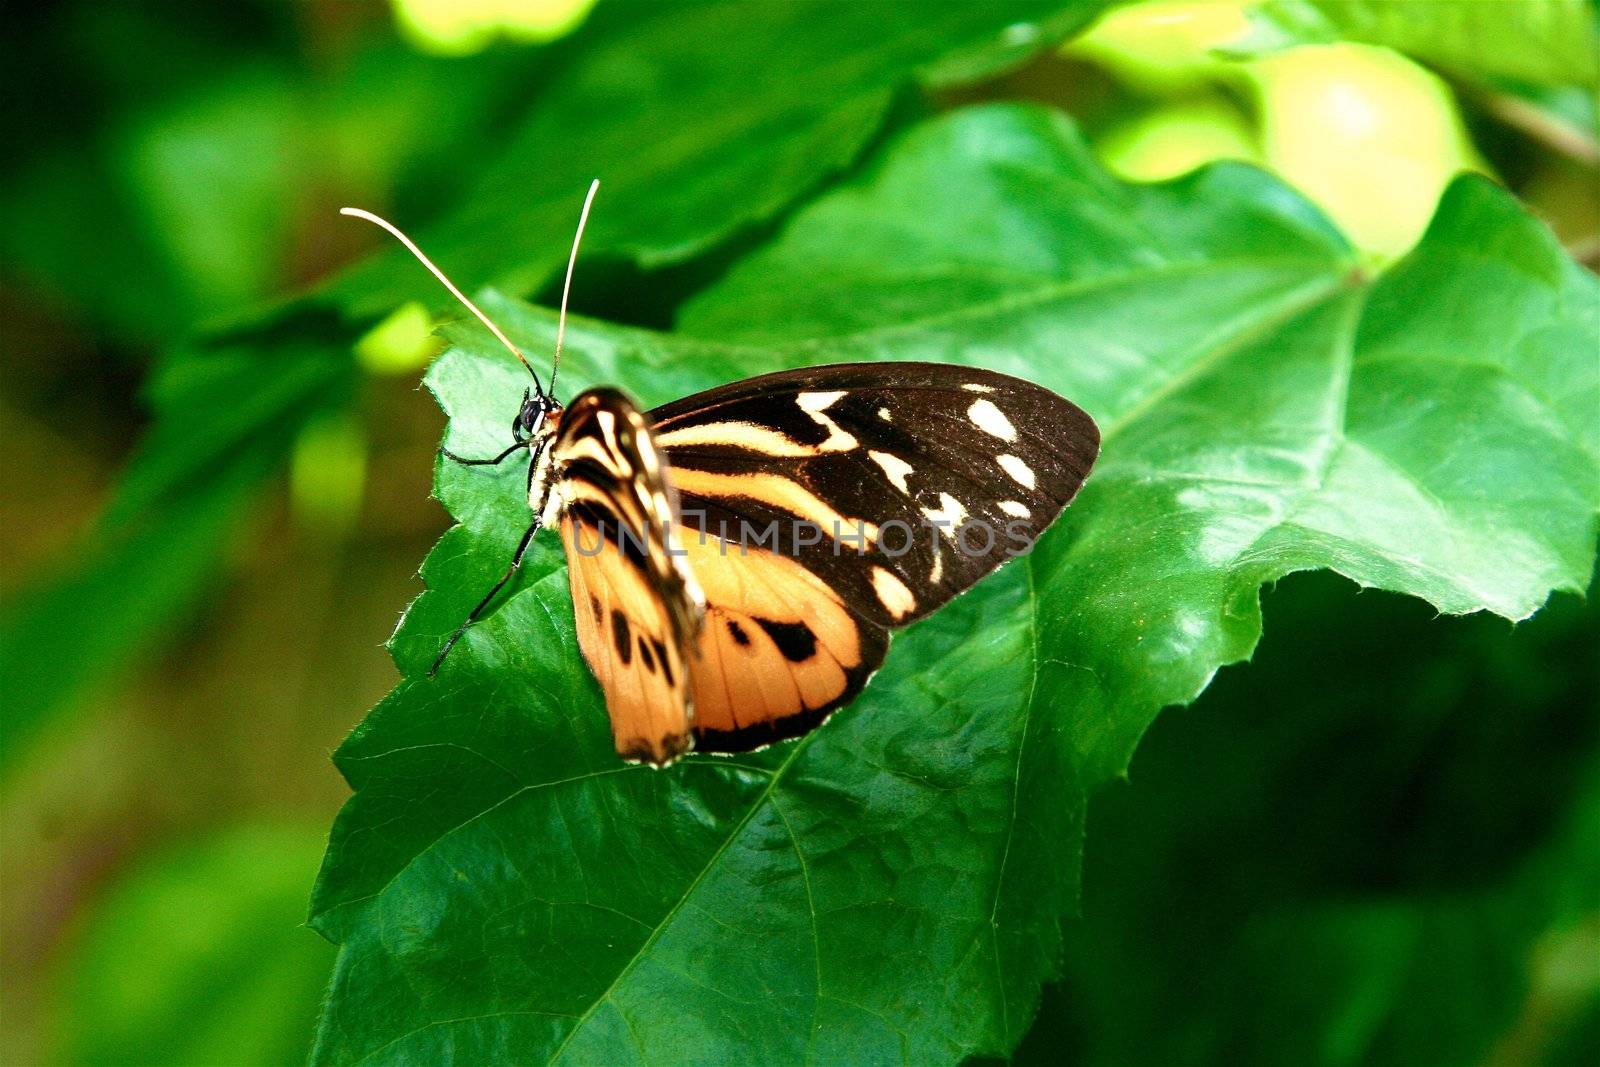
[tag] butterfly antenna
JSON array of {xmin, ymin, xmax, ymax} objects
[
  {"xmin": 340, "ymin": 206, "xmax": 544, "ymax": 393},
  {"xmin": 548, "ymin": 178, "xmax": 600, "ymax": 396}
]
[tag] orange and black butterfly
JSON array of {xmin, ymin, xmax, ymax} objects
[{"xmin": 345, "ymin": 181, "xmax": 1098, "ymax": 765}]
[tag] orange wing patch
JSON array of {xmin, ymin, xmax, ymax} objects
[
  {"xmin": 679, "ymin": 528, "xmax": 888, "ymax": 752},
  {"xmin": 553, "ymin": 388, "xmax": 703, "ymax": 766},
  {"xmin": 564, "ymin": 515, "xmax": 694, "ymax": 765}
]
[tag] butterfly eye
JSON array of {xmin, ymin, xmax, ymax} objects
[{"xmin": 516, "ymin": 396, "xmax": 543, "ymax": 434}]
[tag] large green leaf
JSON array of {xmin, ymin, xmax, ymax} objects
[
  {"xmin": 1245, "ymin": 0, "xmax": 1599, "ymax": 88},
  {"xmin": 309, "ymin": 104, "xmax": 1599, "ymax": 1063},
  {"xmin": 0, "ymin": 0, "xmax": 1105, "ymax": 769}
]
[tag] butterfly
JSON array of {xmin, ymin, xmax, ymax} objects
[{"xmin": 344, "ymin": 181, "xmax": 1099, "ymax": 766}]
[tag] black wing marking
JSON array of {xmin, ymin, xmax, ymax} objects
[{"xmin": 648, "ymin": 362, "xmax": 1099, "ymax": 628}]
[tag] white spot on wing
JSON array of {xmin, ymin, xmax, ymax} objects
[
  {"xmin": 997, "ymin": 454, "xmax": 1036, "ymax": 490},
  {"xmin": 967, "ymin": 398, "xmax": 1016, "ymax": 442},
  {"xmin": 999, "ymin": 500, "xmax": 1031, "ymax": 519},
  {"xmin": 877, "ymin": 407, "xmax": 892, "ymax": 422},
  {"xmin": 797, "ymin": 390, "xmax": 845, "ymax": 412},
  {"xmin": 869, "ymin": 450, "xmax": 914, "ymax": 493},
  {"xmin": 635, "ymin": 426, "xmax": 661, "ymax": 467},
  {"xmin": 921, "ymin": 492, "xmax": 968, "ymax": 541},
  {"xmin": 795, "ymin": 390, "xmax": 857, "ymax": 451},
  {"xmin": 595, "ymin": 409, "xmax": 618, "ymax": 452},
  {"xmin": 872, "ymin": 566, "xmax": 916, "ymax": 620},
  {"xmin": 961, "ymin": 383, "xmax": 995, "ymax": 393},
  {"xmin": 656, "ymin": 420, "xmax": 815, "ymax": 457}
]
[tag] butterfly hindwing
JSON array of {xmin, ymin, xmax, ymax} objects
[
  {"xmin": 555, "ymin": 386, "xmax": 890, "ymax": 760},
  {"xmin": 555, "ymin": 388, "xmax": 703, "ymax": 765},
  {"xmin": 678, "ymin": 525, "xmax": 889, "ymax": 753}
]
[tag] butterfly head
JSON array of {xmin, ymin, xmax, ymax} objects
[{"xmin": 517, "ymin": 387, "xmax": 563, "ymax": 443}]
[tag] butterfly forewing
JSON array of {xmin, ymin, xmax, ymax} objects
[
  {"xmin": 554, "ymin": 388, "xmax": 703, "ymax": 764},
  {"xmin": 650, "ymin": 362, "xmax": 1099, "ymax": 631}
]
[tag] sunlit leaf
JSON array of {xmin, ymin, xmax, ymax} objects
[
  {"xmin": 1244, "ymin": 43, "xmax": 1486, "ymax": 262},
  {"xmin": 1243, "ymin": 0, "xmax": 1599, "ymax": 88},
  {"xmin": 353, "ymin": 302, "xmax": 441, "ymax": 377},
  {"xmin": 325, "ymin": 0, "xmax": 1107, "ymax": 319}
]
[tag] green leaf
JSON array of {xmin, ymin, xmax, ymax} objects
[
  {"xmin": 0, "ymin": 0, "xmax": 1104, "ymax": 769},
  {"xmin": 49, "ymin": 824, "xmax": 335, "ymax": 1067},
  {"xmin": 1017, "ymin": 571, "xmax": 1600, "ymax": 1067},
  {"xmin": 1243, "ymin": 0, "xmax": 1600, "ymax": 88},
  {"xmin": 309, "ymin": 104, "xmax": 1599, "ymax": 1063}
]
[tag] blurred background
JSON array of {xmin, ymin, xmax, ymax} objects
[{"xmin": 2, "ymin": 1, "xmax": 1595, "ymax": 1064}]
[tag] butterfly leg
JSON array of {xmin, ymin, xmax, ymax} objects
[
  {"xmin": 428, "ymin": 517, "xmax": 544, "ymax": 676},
  {"xmin": 440, "ymin": 440, "xmax": 525, "ymax": 466}
]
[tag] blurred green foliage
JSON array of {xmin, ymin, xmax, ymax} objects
[
  {"xmin": 48, "ymin": 825, "xmax": 335, "ymax": 1066},
  {"xmin": 1245, "ymin": 0, "xmax": 1600, "ymax": 86},
  {"xmin": 2, "ymin": 1, "xmax": 1597, "ymax": 1065},
  {"xmin": 1017, "ymin": 572, "xmax": 1599, "ymax": 1067}
]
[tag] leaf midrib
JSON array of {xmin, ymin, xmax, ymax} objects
[
  {"xmin": 749, "ymin": 255, "xmax": 1343, "ymax": 358},
  {"xmin": 987, "ymin": 554, "xmax": 1043, "ymax": 1046}
]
